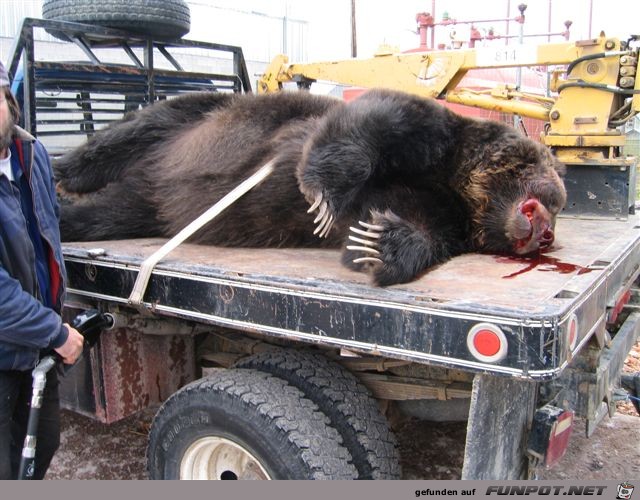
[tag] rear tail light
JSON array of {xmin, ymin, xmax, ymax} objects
[
  {"xmin": 527, "ymin": 405, "xmax": 574, "ymax": 467},
  {"xmin": 608, "ymin": 289, "xmax": 632, "ymax": 324},
  {"xmin": 568, "ymin": 314, "xmax": 578, "ymax": 352},
  {"xmin": 467, "ymin": 323, "xmax": 508, "ymax": 363}
]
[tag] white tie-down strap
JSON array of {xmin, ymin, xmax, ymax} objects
[{"xmin": 128, "ymin": 159, "xmax": 276, "ymax": 306}]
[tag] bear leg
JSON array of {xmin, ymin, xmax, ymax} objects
[{"xmin": 59, "ymin": 181, "xmax": 162, "ymax": 242}]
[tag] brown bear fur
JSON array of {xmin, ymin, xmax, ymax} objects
[{"xmin": 55, "ymin": 89, "xmax": 566, "ymax": 286}]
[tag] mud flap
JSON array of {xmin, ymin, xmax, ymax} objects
[{"xmin": 461, "ymin": 375, "xmax": 537, "ymax": 479}]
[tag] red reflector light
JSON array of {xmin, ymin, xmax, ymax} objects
[
  {"xmin": 467, "ymin": 323, "xmax": 507, "ymax": 363},
  {"xmin": 473, "ymin": 330, "xmax": 501, "ymax": 357},
  {"xmin": 609, "ymin": 289, "xmax": 631, "ymax": 324}
]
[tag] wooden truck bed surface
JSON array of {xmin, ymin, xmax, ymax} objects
[{"xmin": 62, "ymin": 215, "xmax": 640, "ymax": 379}]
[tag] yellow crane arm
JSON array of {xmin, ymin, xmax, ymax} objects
[
  {"xmin": 258, "ymin": 34, "xmax": 639, "ymax": 152},
  {"xmin": 259, "ymin": 42, "xmax": 580, "ymax": 97}
]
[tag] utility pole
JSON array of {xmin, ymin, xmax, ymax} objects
[
  {"xmin": 514, "ymin": 3, "xmax": 526, "ymax": 131},
  {"xmin": 283, "ymin": 1, "xmax": 288, "ymax": 56},
  {"xmin": 351, "ymin": 0, "xmax": 357, "ymax": 57},
  {"xmin": 505, "ymin": 0, "xmax": 511, "ymax": 45}
]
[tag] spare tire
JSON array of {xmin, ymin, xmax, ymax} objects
[{"xmin": 42, "ymin": 0, "xmax": 191, "ymax": 39}]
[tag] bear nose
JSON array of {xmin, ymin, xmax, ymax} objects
[{"xmin": 540, "ymin": 228, "xmax": 554, "ymax": 247}]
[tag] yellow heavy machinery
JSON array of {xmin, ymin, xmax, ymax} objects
[{"xmin": 260, "ymin": 33, "xmax": 639, "ymax": 220}]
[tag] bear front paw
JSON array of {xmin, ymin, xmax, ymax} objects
[
  {"xmin": 346, "ymin": 220, "xmax": 384, "ymax": 264},
  {"xmin": 343, "ymin": 210, "xmax": 441, "ymax": 286}
]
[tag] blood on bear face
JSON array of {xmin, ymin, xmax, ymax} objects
[{"xmin": 513, "ymin": 198, "xmax": 556, "ymax": 254}]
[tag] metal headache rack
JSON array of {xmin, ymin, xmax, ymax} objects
[{"xmin": 6, "ymin": 17, "xmax": 251, "ymax": 144}]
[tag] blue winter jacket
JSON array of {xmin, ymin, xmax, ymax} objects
[{"xmin": 0, "ymin": 127, "xmax": 68, "ymax": 371}]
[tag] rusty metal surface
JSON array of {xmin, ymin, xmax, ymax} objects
[
  {"xmin": 96, "ymin": 326, "xmax": 196, "ymax": 424},
  {"xmin": 59, "ymin": 307, "xmax": 198, "ymax": 424}
]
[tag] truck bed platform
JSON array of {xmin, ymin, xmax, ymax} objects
[{"xmin": 62, "ymin": 215, "xmax": 640, "ymax": 380}]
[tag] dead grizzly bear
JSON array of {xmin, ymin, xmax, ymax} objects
[{"xmin": 55, "ymin": 89, "xmax": 566, "ymax": 286}]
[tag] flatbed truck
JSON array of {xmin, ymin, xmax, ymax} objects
[{"xmin": 6, "ymin": 17, "xmax": 640, "ymax": 479}]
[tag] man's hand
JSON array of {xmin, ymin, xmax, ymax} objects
[{"xmin": 54, "ymin": 325, "xmax": 84, "ymax": 364}]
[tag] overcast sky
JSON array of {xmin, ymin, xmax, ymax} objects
[
  {"xmin": 192, "ymin": 0, "xmax": 638, "ymax": 60},
  {"xmin": 1, "ymin": 0, "xmax": 636, "ymax": 63}
]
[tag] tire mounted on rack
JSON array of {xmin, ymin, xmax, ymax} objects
[
  {"xmin": 42, "ymin": 0, "xmax": 191, "ymax": 39},
  {"xmin": 146, "ymin": 368, "xmax": 358, "ymax": 480}
]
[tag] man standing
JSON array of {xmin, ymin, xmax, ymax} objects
[{"xmin": 0, "ymin": 61, "xmax": 84, "ymax": 479}]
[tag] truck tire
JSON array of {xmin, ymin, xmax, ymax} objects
[
  {"xmin": 234, "ymin": 349, "xmax": 401, "ymax": 479},
  {"xmin": 42, "ymin": 0, "xmax": 191, "ymax": 39},
  {"xmin": 146, "ymin": 368, "xmax": 358, "ymax": 480}
]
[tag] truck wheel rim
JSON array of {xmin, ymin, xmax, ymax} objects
[{"xmin": 180, "ymin": 436, "xmax": 271, "ymax": 480}]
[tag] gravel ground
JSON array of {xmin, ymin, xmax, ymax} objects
[
  {"xmin": 45, "ymin": 409, "xmax": 639, "ymax": 480},
  {"xmin": 46, "ymin": 341, "xmax": 640, "ymax": 480}
]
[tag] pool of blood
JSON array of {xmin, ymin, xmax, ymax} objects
[{"xmin": 495, "ymin": 253, "xmax": 593, "ymax": 279}]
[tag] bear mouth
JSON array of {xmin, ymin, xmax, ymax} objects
[
  {"xmin": 514, "ymin": 225, "xmax": 554, "ymax": 255},
  {"xmin": 514, "ymin": 232, "xmax": 535, "ymax": 254},
  {"xmin": 512, "ymin": 199, "xmax": 555, "ymax": 255}
]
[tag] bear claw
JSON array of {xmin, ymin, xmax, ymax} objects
[
  {"xmin": 347, "ymin": 221, "xmax": 385, "ymax": 265},
  {"xmin": 313, "ymin": 201, "xmax": 329, "ymax": 224},
  {"xmin": 307, "ymin": 191, "xmax": 336, "ymax": 237},
  {"xmin": 348, "ymin": 235, "xmax": 377, "ymax": 247},
  {"xmin": 307, "ymin": 192, "xmax": 323, "ymax": 213},
  {"xmin": 349, "ymin": 226, "xmax": 381, "ymax": 239},
  {"xmin": 315, "ymin": 214, "xmax": 335, "ymax": 237},
  {"xmin": 353, "ymin": 257, "xmax": 383, "ymax": 265},
  {"xmin": 358, "ymin": 221, "xmax": 384, "ymax": 232},
  {"xmin": 346, "ymin": 244, "xmax": 380, "ymax": 255}
]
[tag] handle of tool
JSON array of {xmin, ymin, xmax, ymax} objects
[
  {"xmin": 18, "ymin": 355, "xmax": 57, "ymax": 479},
  {"xmin": 59, "ymin": 310, "xmax": 115, "ymax": 374},
  {"xmin": 18, "ymin": 311, "xmax": 114, "ymax": 479}
]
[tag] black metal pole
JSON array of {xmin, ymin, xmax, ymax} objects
[{"xmin": 18, "ymin": 356, "xmax": 57, "ymax": 480}]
